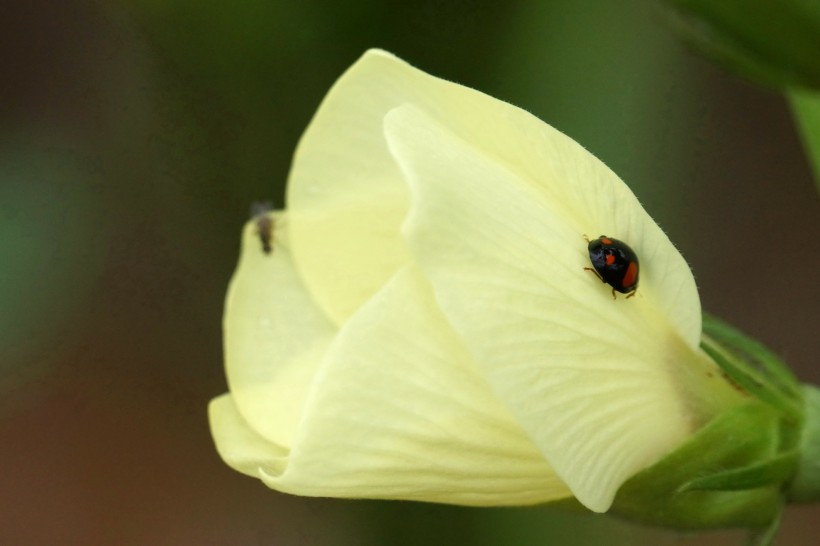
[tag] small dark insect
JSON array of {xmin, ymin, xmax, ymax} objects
[
  {"xmin": 584, "ymin": 235, "xmax": 639, "ymax": 299},
  {"xmin": 250, "ymin": 201, "xmax": 275, "ymax": 255}
]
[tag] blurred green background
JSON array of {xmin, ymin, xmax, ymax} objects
[{"xmin": 1, "ymin": 0, "xmax": 818, "ymax": 544}]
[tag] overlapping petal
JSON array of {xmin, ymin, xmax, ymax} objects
[
  {"xmin": 212, "ymin": 217, "xmax": 571, "ymax": 504},
  {"xmin": 210, "ymin": 394, "xmax": 288, "ymax": 478},
  {"xmin": 271, "ymin": 265, "xmax": 570, "ymax": 504},
  {"xmin": 384, "ymin": 104, "xmax": 743, "ymax": 511},
  {"xmin": 222, "ymin": 214, "xmax": 335, "ymax": 448}
]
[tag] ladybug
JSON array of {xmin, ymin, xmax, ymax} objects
[{"xmin": 584, "ymin": 235, "xmax": 639, "ymax": 299}]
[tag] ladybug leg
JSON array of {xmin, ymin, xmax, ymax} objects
[
  {"xmin": 611, "ymin": 287, "xmax": 617, "ymax": 300},
  {"xmin": 625, "ymin": 289, "xmax": 637, "ymax": 299},
  {"xmin": 583, "ymin": 267, "xmax": 605, "ymax": 283}
]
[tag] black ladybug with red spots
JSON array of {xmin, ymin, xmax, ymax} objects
[{"xmin": 584, "ymin": 235, "xmax": 639, "ymax": 299}]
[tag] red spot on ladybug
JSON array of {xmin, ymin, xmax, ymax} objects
[
  {"xmin": 622, "ymin": 261, "xmax": 638, "ymax": 290},
  {"xmin": 583, "ymin": 235, "xmax": 639, "ymax": 299}
]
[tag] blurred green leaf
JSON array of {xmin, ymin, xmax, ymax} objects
[
  {"xmin": 789, "ymin": 89, "xmax": 820, "ymax": 189},
  {"xmin": 663, "ymin": 0, "xmax": 820, "ymax": 90},
  {"xmin": 0, "ymin": 147, "xmax": 107, "ymax": 397}
]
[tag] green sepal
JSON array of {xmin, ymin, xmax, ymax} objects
[
  {"xmin": 702, "ymin": 314, "xmax": 801, "ymax": 402},
  {"xmin": 679, "ymin": 451, "xmax": 798, "ymax": 492},
  {"xmin": 701, "ymin": 340, "xmax": 802, "ymax": 423},
  {"xmin": 610, "ymin": 401, "xmax": 785, "ymax": 530},
  {"xmin": 701, "ymin": 315, "xmax": 804, "ymax": 428}
]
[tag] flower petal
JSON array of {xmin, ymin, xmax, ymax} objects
[
  {"xmin": 385, "ymin": 105, "xmax": 741, "ymax": 512},
  {"xmin": 288, "ymin": 49, "xmax": 700, "ymax": 343},
  {"xmin": 209, "ymin": 394, "xmax": 288, "ymax": 478},
  {"xmin": 287, "ymin": 50, "xmax": 414, "ymax": 325},
  {"xmin": 223, "ymin": 213, "xmax": 336, "ymax": 448},
  {"xmin": 265, "ymin": 265, "xmax": 571, "ymax": 505}
]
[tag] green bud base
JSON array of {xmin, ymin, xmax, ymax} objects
[
  {"xmin": 611, "ymin": 400, "xmax": 786, "ymax": 530},
  {"xmin": 592, "ymin": 315, "xmax": 818, "ymax": 545}
]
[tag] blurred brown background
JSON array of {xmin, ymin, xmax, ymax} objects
[{"xmin": 1, "ymin": 1, "xmax": 818, "ymax": 544}]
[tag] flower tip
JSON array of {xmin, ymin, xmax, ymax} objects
[{"xmin": 361, "ymin": 47, "xmax": 397, "ymax": 60}]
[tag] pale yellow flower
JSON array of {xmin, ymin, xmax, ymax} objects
[{"xmin": 209, "ymin": 49, "xmax": 743, "ymax": 513}]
